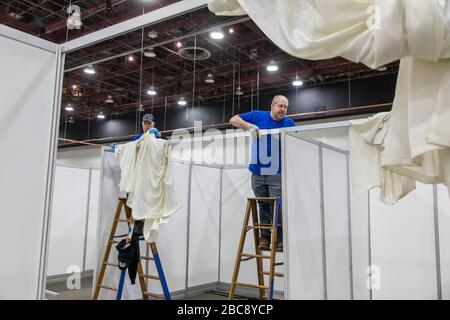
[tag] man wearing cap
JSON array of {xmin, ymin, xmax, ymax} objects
[
  {"xmin": 132, "ymin": 113, "xmax": 161, "ymax": 141},
  {"xmin": 110, "ymin": 113, "xmax": 161, "ymax": 237}
]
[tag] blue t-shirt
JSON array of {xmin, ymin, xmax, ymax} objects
[{"xmin": 240, "ymin": 111, "xmax": 296, "ymax": 175}]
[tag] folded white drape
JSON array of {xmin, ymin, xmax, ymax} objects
[
  {"xmin": 209, "ymin": 0, "xmax": 450, "ymax": 202},
  {"xmin": 116, "ymin": 132, "xmax": 182, "ymax": 241}
]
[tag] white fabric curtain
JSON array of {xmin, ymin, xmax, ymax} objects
[{"xmin": 208, "ymin": 0, "xmax": 450, "ymax": 201}]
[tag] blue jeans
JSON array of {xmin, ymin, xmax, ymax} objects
[{"xmin": 251, "ymin": 174, "xmax": 282, "ymax": 243}]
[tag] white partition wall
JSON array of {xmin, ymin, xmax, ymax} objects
[
  {"xmin": 48, "ymin": 167, "xmax": 90, "ymax": 276},
  {"xmin": 437, "ymin": 185, "xmax": 450, "ymax": 299},
  {"xmin": 0, "ymin": 25, "xmax": 62, "ymax": 299},
  {"xmin": 188, "ymin": 165, "xmax": 221, "ymax": 288},
  {"xmin": 146, "ymin": 161, "xmax": 189, "ymax": 295},
  {"xmin": 369, "ymin": 185, "xmax": 438, "ymax": 299}
]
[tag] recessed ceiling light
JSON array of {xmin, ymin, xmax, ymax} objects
[
  {"xmin": 97, "ymin": 112, "xmax": 105, "ymax": 119},
  {"xmin": 176, "ymin": 42, "xmax": 183, "ymax": 48},
  {"xmin": 147, "ymin": 86, "xmax": 157, "ymax": 95},
  {"xmin": 266, "ymin": 60, "xmax": 278, "ymax": 72},
  {"xmin": 229, "ymin": 28, "xmax": 234, "ymax": 34},
  {"xmin": 147, "ymin": 31, "xmax": 158, "ymax": 39},
  {"xmin": 205, "ymin": 73, "xmax": 215, "ymax": 84},
  {"xmin": 127, "ymin": 55, "xmax": 135, "ymax": 62},
  {"xmin": 83, "ymin": 66, "xmax": 95, "ymax": 74},
  {"xmin": 72, "ymin": 84, "xmax": 78, "ymax": 90},
  {"xmin": 65, "ymin": 105, "xmax": 74, "ymax": 111},
  {"xmin": 178, "ymin": 97, "xmax": 187, "ymax": 106},
  {"xmin": 210, "ymin": 29, "xmax": 224, "ymax": 40}
]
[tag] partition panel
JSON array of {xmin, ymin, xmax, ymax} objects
[
  {"xmin": 437, "ymin": 185, "xmax": 450, "ymax": 299},
  {"xmin": 0, "ymin": 30, "xmax": 59, "ymax": 299},
  {"xmin": 322, "ymin": 148, "xmax": 352, "ymax": 299},
  {"xmin": 146, "ymin": 162, "xmax": 189, "ymax": 295},
  {"xmin": 188, "ymin": 165, "xmax": 221, "ymax": 287},
  {"xmin": 47, "ymin": 167, "xmax": 89, "ymax": 276},
  {"xmin": 284, "ymin": 134, "xmax": 324, "ymax": 299},
  {"xmin": 85, "ymin": 169, "xmax": 100, "ymax": 271},
  {"xmin": 369, "ymin": 184, "xmax": 437, "ymax": 299}
]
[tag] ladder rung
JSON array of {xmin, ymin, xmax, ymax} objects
[
  {"xmin": 144, "ymin": 292, "xmax": 163, "ymax": 299},
  {"xmin": 262, "ymin": 271, "xmax": 284, "ymax": 277},
  {"xmin": 140, "ymin": 274, "xmax": 160, "ymax": 280},
  {"xmin": 116, "ymin": 219, "xmax": 132, "ymax": 223},
  {"xmin": 140, "ymin": 256, "xmax": 154, "ymax": 261},
  {"xmin": 262, "ymin": 296, "xmax": 284, "ymax": 300},
  {"xmin": 250, "ymin": 196, "xmax": 277, "ymax": 200},
  {"xmin": 99, "ymin": 285, "xmax": 118, "ymax": 292},
  {"xmin": 109, "ymin": 240, "xmax": 120, "ymax": 244},
  {"xmin": 103, "ymin": 262, "xmax": 119, "ymax": 267},
  {"xmin": 235, "ymin": 282, "xmax": 269, "ymax": 290},
  {"xmin": 241, "ymin": 253, "xmax": 271, "ymax": 259},
  {"xmin": 246, "ymin": 226, "xmax": 274, "ymax": 230}
]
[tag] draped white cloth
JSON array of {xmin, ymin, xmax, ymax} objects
[
  {"xmin": 209, "ymin": 0, "xmax": 450, "ymax": 202},
  {"xmin": 116, "ymin": 132, "xmax": 182, "ymax": 241}
]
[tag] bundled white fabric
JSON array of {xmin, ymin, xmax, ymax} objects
[
  {"xmin": 209, "ymin": 0, "xmax": 450, "ymax": 202},
  {"xmin": 116, "ymin": 132, "xmax": 182, "ymax": 242},
  {"xmin": 349, "ymin": 112, "xmax": 416, "ymax": 204}
]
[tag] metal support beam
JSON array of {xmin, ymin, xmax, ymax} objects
[{"xmin": 61, "ymin": 0, "xmax": 208, "ymax": 53}]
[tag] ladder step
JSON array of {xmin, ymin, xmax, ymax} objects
[
  {"xmin": 262, "ymin": 271, "xmax": 284, "ymax": 277},
  {"xmin": 235, "ymin": 282, "xmax": 269, "ymax": 290},
  {"xmin": 144, "ymin": 292, "xmax": 164, "ymax": 299},
  {"xmin": 99, "ymin": 285, "xmax": 118, "ymax": 292},
  {"xmin": 246, "ymin": 226, "xmax": 274, "ymax": 230},
  {"xmin": 116, "ymin": 219, "xmax": 132, "ymax": 223},
  {"xmin": 109, "ymin": 240, "xmax": 120, "ymax": 244},
  {"xmin": 103, "ymin": 262, "xmax": 119, "ymax": 267},
  {"xmin": 140, "ymin": 256, "xmax": 154, "ymax": 261},
  {"xmin": 241, "ymin": 253, "xmax": 271, "ymax": 259},
  {"xmin": 262, "ymin": 295, "xmax": 284, "ymax": 300},
  {"xmin": 248, "ymin": 197, "xmax": 278, "ymax": 201},
  {"xmin": 140, "ymin": 274, "xmax": 160, "ymax": 280}
]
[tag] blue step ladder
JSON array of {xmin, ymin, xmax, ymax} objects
[{"xmin": 94, "ymin": 198, "xmax": 171, "ymax": 300}]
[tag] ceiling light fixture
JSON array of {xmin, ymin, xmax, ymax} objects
[
  {"xmin": 147, "ymin": 31, "xmax": 158, "ymax": 39},
  {"xmin": 147, "ymin": 86, "xmax": 157, "ymax": 95},
  {"xmin": 143, "ymin": 48, "xmax": 156, "ymax": 58},
  {"xmin": 266, "ymin": 60, "xmax": 278, "ymax": 72},
  {"xmin": 176, "ymin": 42, "xmax": 183, "ymax": 48},
  {"xmin": 83, "ymin": 65, "xmax": 95, "ymax": 74},
  {"xmin": 292, "ymin": 76, "xmax": 303, "ymax": 87},
  {"xmin": 205, "ymin": 73, "xmax": 215, "ymax": 84},
  {"xmin": 178, "ymin": 97, "xmax": 187, "ymax": 106},
  {"xmin": 97, "ymin": 111, "xmax": 105, "ymax": 119},
  {"xmin": 65, "ymin": 105, "xmax": 74, "ymax": 111},
  {"xmin": 209, "ymin": 29, "xmax": 224, "ymax": 40},
  {"xmin": 104, "ymin": 95, "xmax": 114, "ymax": 104},
  {"xmin": 127, "ymin": 55, "xmax": 135, "ymax": 62},
  {"xmin": 229, "ymin": 28, "xmax": 234, "ymax": 34}
]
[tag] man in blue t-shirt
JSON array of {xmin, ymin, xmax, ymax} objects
[{"xmin": 230, "ymin": 95, "xmax": 296, "ymax": 250}]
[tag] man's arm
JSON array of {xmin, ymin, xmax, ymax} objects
[{"xmin": 230, "ymin": 115, "xmax": 255, "ymax": 130}]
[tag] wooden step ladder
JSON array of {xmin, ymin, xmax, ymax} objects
[
  {"xmin": 228, "ymin": 197, "xmax": 284, "ymax": 300},
  {"xmin": 93, "ymin": 198, "xmax": 170, "ymax": 300}
]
